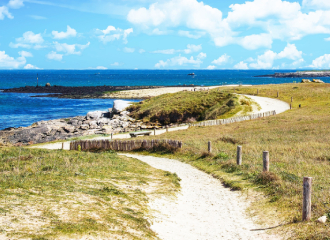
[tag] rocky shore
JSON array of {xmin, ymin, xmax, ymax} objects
[
  {"xmin": 0, "ymin": 100, "xmax": 159, "ymax": 145},
  {"xmin": 2, "ymin": 85, "xmax": 196, "ymax": 99},
  {"xmin": 255, "ymin": 71, "xmax": 330, "ymax": 78}
]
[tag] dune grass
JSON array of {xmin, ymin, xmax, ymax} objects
[
  {"xmin": 134, "ymin": 83, "xmax": 330, "ymax": 239},
  {"xmin": 127, "ymin": 90, "xmax": 255, "ymax": 125},
  {"xmin": 0, "ymin": 147, "xmax": 180, "ymax": 239}
]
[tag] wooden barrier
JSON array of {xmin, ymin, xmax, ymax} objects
[
  {"xmin": 190, "ymin": 110, "xmax": 276, "ymax": 127},
  {"xmin": 303, "ymin": 177, "xmax": 312, "ymax": 221},
  {"xmin": 70, "ymin": 139, "xmax": 183, "ymax": 151}
]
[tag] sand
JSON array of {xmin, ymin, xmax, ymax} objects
[{"xmin": 121, "ymin": 154, "xmax": 280, "ymax": 240}]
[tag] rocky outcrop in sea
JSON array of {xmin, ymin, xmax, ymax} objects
[
  {"xmin": 0, "ymin": 100, "xmax": 157, "ymax": 145},
  {"xmin": 255, "ymin": 71, "xmax": 330, "ymax": 78}
]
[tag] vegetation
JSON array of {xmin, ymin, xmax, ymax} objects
[
  {"xmin": 0, "ymin": 147, "xmax": 180, "ymax": 239},
  {"xmin": 127, "ymin": 90, "xmax": 255, "ymax": 125},
  {"xmin": 136, "ymin": 83, "xmax": 330, "ymax": 239}
]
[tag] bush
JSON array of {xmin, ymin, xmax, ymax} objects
[{"xmin": 254, "ymin": 172, "xmax": 279, "ymax": 185}]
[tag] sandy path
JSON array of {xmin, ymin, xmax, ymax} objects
[
  {"xmin": 121, "ymin": 154, "xmax": 279, "ymax": 240},
  {"xmin": 247, "ymin": 95, "xmax": 290, "ymax": 114}
]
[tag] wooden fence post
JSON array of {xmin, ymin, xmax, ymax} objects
[
  {"xmin": 290, "ymin": 103, "xmax": 292, "ymax": 109},
  {"xmin": 237, "ymin": 146, "xmax": 242, "ymax": 165},
  {"xmin": 208, "ymin": 141, "xmax": 212, "ymax": 153},
  {"xmin": 257, "ymin": 89, "xmax": 259, "ymax": 95},
  {"xmin": 303, "ymin": 177, "xmax": 312, "ymax": 221},
  {"xmin": 166, "ymin": 126, "xmax": 169, "ymax": 133},
  {"xmin": 154, "ymin": 128, "xmax": 156, "ymax": 136},
  {"xmin": 277, "ymin": 92, "xmax": 279, "ymax": 98},
  {"xmin": 111, "ymin": 133, "xmax": 113, "ymax": 140},
  {"xmin": 291, "ymin": 97, "xmax": 293, "ymax": 102},
  {"xmin": 263, "ymin": 151, "xmax": 269, "ymax": 172},
  {"xmin": 62, "ymin": 142, "xmax": 64, "ymax": 150}
]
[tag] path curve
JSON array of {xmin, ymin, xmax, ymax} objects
[
  {"xmin": 121, "ymin": 154, "xmax": 279, "ymax": 240},
  {"xmin": 246, "ymin": 95, "xmax": 290, "ymax": 114}
]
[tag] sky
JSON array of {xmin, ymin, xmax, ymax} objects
[{"xmin": 1, "ymin": 0, "xmax": 330, "ymax": 70}]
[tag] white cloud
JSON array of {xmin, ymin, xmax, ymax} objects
[
  {"xmin": 52, "ymin": 26, "xmax": 77, "ymax": 39},
  {"xmin": 139, "ymin": 49, "xmax": 145, "ymax": 54},
  {"xmin": 152, "ymin": 44, "xmax": 202, "ymax": 55},
  {"xmin": 123, "ymin": 47, "xmax": 135, "ymax": 53},
  {"xmin": 0, "ymin": 6, "xmax": 13, "ymax": 20},
  {"xmin": 151, "ymin": 28, "xmax": 168, "ymax": 35},
  {"xmin": 309, "ymin": 54, "xmax": 330, "ymax": 68},
  {"xmin": 155, "ymin": 54, "xmax": 204, "ymax": 68},
  {"xmin": 184, "ymin": 44, "xmax": 202, "ymax": 54},
  {"xmin": 212, "ymin": 54, "xmax": 230, "ymax": 65},
  {"xmin": 239, "ymin": 34, "xmax": 273, "ymax": 50},
  {"xmin": 10, "ymin": 31, "xmax": 44, "ymax": 49},
  {"xmin": 234, "ymin": 61, "xmax": 249, "ymax": 69},
  {"xmin": 227, "ymin": 0, "xmax": 301, "ymax": 27},
  {"xmin": 206, "ymin": 65, "xmax": 216, "ymax": 70},
  {"xmin": 197, "ymin": 52, "xmax": 206, "ymax": 59},
  {"xmin": 127, "ymin": 0, "xmax": 233, "ymax": 47},
  {"xmin": 8, "ymin": 0, "xmax": 24, "ymax": 9},
  {"xmin": 325, "ymin": 37, "xmax": 330, "ymax": 41},
  {"xmin": 249, "ymin": 43, "xmax": 303, "ymax": 69},
  {"xmin": 47, "ymin": 51, "xmax": 63, "ymax": 61},
  {"xmin": 111, "ymin": 62, "xmax": 120, "ymax": 66},
  {"xmin": 19, "ymin": 51, "xmax": 33, "ymax": 58},
  {"xmin": 178, "ymin": 30, "xmax": 205, "ymax": 39},
  {"xmin": 152, "ymin": 49, "xmax": 176, "ymax": 54},
  {"xmin": 95, "ymin": 66, "xmax": 107, "ymax": 70},
  {"xmin": 96, "ymin": 26, "xmax": 133, "ymax": 44},
  {"xmin": 0, "ymin": 51, "xmax": 27, "ymax": 69},
  {"xmin": 24, "ymin": 64, "xmax": 40, "ymax": 69},
  {"xmin": 54, "ymin": 41, "xmax": 90, "ymax": 55},
  {"xmin": 302, "ymin": 0, "xmax": 330, "ymax": 9}
]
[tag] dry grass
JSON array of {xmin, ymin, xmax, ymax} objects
[
  {"xmin": 0, "ymin": 147, "xmax": 180, "ymax": 239},
  {"xmin": 135, "ymin": 83, "xmax": 330, "ymax": 239}
]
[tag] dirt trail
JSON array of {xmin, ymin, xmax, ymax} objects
[{"xmin": 121, "ymin": 154, "xmax": 280, "ymax": 240}]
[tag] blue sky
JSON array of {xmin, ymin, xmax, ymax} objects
[{"xmin": 1, "ymin": 0, "xmax": 330, "ymax": 69}]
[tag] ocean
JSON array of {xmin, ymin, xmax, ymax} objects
[{"xmin": 0, "ymin": 69, "xmax": 328, "ymax": 130}]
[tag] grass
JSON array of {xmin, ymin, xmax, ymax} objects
[
  {"xmin": 132, "ymin": 83, "xmax": 330, "ymax": 239},
  {"xmin": 0, "ymin": 146, "xmax": 180, "ymax": 239},
  {"xmin": 127, "ymin": 90, "xmax": 255, "ymax": 125}
]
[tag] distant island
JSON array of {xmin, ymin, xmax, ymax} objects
[{"xmin": 255, "ymin": 71, "xmax": 330, "ymax": 78}]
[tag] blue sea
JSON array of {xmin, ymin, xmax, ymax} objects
[{"xmin": 1, "ymin": 70, "xmax": 328, "ymax": 130}]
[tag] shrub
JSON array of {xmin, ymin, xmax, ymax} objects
[{"xmin": 254, "ymin": 172, "xmax": 279, "ymax": 185}]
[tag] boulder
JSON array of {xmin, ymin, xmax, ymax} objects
[
  {"xmin": 45, "ymin": 83, "xmax": 51, "ymax": 87},
  {"xmin": 301, "ymin": 79, "xmax": 311, "ymax": 83},
  {"xmin": 86, "ymin": 111, "xmax": 108, "ymax": 120},
  {"xmin": 312, "ymin": 79, "xmax": 324, "ymax": 83},
  {"xmin": 63, "ymin": 126, "xmax": 75, "ymax": 133},
  {"xmin": 113, "ymin": 100, "xmax": 132, "ymax": 113},
  {"xmin": 80, "ymin": 124, "xmax": 89, "ymax": 130},
  {"xmin": 317, "ymin": 216, "xmax": 327, "ymax": 223},
  {"xmin": 89, "ymin": 121, "xmax": 98, "ymax": 129}
]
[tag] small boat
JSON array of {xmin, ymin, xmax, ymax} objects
[{"xmin": 188, "ymin": 73, "xmax": 195, "ymax": 76}]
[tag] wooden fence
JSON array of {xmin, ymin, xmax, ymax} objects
[
  {"xmin": 70, "ymin": 139, "xmax": 183, "ymax": 151},
  {"xmin": 189, "ymin": 110, "xmax": 276, "ymax": 127}
]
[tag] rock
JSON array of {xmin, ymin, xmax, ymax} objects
[
  {"xmin": 45, "ymin": 83, "xmax": 51, "ymax": 87},
  {"xmin": 312, "ymin": 79, "xmax": 324, "ymax": 83},
  {"xmin": 120, "ymin": 111, "xmax": 130, "ymax": 116},
  {"xmin": 113, "ymin": 100, "xmax": 132, "ymax": 113},
  {"xmin": 317, "ymin": 216, "xmax": 327, "ymax": 223},
  {"xmin": 80, "ymin": 124, "xmax": 89, "ymax": 130},
  {"xmin": 86, "ymin": 111, "xmax": 108, "ymax": 120},
  {"xmin": 63, "ymin": 126, "xmax": 75, "ymax": 133},
  {"xmin": 89, "ymin": 121, "xmax": 98, "ymax": 129},
  {"xmin": 68, "ymin": 119, "xmax": 79, "ymax": 126},
  {"xmin": 301, "ymin": 79, "xmax": 311, "ymax": 83}
]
